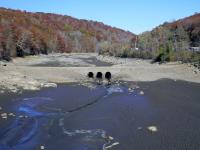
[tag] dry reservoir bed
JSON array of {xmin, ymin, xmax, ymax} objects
[{"xmin": 0, "ymin": 53, "xmax": 200, "ymax": 93}]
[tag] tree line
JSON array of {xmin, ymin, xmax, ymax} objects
[
  {"xmin": 0, "ymin": 8, "xmax": 199, "ymax": 64},
  {"xmin": 0, "ymin": 8, "xmax": 135, "ymax": 61},
  {"xmin": 99, "ymin": 14, "xmax": 200, "ymax": 64}
]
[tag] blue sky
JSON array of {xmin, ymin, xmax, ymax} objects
[{"xmin": 0, "ymin": 0, "xmax": 199, "ymax": 34}]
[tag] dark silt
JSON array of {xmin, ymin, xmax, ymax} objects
[{"xmin": 0, "ymin": 79, "xmax": 200, "ymax": 150}]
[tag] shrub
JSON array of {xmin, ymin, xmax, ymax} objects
[{"xmin": 154, "ymin": 44, "xmax": 173, "ymax": 63}]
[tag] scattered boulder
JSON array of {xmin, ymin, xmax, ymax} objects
[
  {"xmin": 139, "ymin": 91, "xmax": 144, "ymax": 95},
  {"xmin": 194, "ymin": 70, "xmax": 198, "ymax": 74},
  {"xmin": 8, "ymin": 113, "xmax": 15, "ymax": 117},
  {"xmin": 40, "ymin": 145, "xmax": 45, "ymax": 150},
  {"xmin": 147, "ymin": 126, "xmax": 158, "ymax": 132},
  {"xmin": 194, "ymin": 63, "xmax": 198, "ymax": 68},
  {"xmin": 0, "ymin": 90, "xmax": 4, "ymax": 94},
  {"xmin": 42, "ymin": 83, "xmax": 57, "ymax": 88},
  {"xmin": 128, "ymin": 88, "xmax": 134, "ymax": 93},
  {"xmin": 104, "ymin": 142, "xmax": 119, "ymax": 149},
  {"xmin": 108, "ymin": 136, "xmax": 114, "ymax": 140},
  {"xmin": 1, "ymin": 113, "xmax": 7, "ymax": 119}
]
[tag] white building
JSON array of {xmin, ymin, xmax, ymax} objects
[{"xmin": 189, "ymin": 47, "xmax": 200, "ymax": 52}]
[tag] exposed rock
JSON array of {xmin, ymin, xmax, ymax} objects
[
  {"xmin": 104, "ymin": 142, "xmax": 120, "ymax": 149},
  {"xmin": 0, "ymin": 90, "xmax": 5, "ymax": 94},
  {"xmin": 8, "ymin": 113, "xmax": 15, "ymax": 117},
  {"xmin": 147, "ymin": 126, "xmax": 158, "ymax": 132},
  {"xmin": 41, "ymin": 83, "xmax": 57, "ymax": 88},
  {"xmin": 135, "ymin": 85, "xmax": 140, "ymax": 89},
  {"xmin": 1, "ymin": 113, "xmax": 8, "ymax": 119},
  {"xmin": 194, "ymin": 69, "xmax": 199, "ymax": 74},
  {"xmin": 128, "ymin": 87, "xmax": 134, "ymax": 93},
  {"xmin": 108, "ymin": 136, "xmax": 114, "ymax": 140},
  {"xmin": 128, "ymin": 88, "xmax": 132, "ymax": 91},
  {"xmin": 139, "ymin": 91, "xmax": 144, "ymax": 95}
]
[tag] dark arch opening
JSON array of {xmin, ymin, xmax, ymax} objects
[{"xmin": 87, "ymin": 72, "xmax": 94, "ymax": 78}]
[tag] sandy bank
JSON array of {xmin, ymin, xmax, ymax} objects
[{"xmin": 0, "ymin": 53, "xmax": 200, "ymax": 93}]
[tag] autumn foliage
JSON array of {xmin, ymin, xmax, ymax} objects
[
  {"xmin": 136, "ymin": 13, "xmax": 200, "ymax": 63},
  {"xmin": 166, "ymin": 12, "xmax": 200, "ymax": 47},
  {"xmin": 0, "ymin": 7, "xmax": 136, "ymax": 60}
]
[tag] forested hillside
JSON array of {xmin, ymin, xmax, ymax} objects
[
  {"xmin": 167, "ymin": 13, "xmax": 200, "ymax": 47},
  {"xmin": 137, "ymin": 13, "xmax": 200, "ymax": 62},
  {"xmin": 97, "ymin": 12, "xmax": 200, "ymax": 63},
  {"xmin": 0, "ymin": 7, "xmax": 136, "ymax": 60},
  {"xmin": 1, "ymin": 7, "xmax": 199, "ymax": 63}
]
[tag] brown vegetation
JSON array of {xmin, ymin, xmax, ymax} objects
[
  {"xmin": 0, "ymin": 7, "xmax": 136, "ymax": 60},
  {"xmin": 134, "ymin": 13, "xmax": 200, "ymax": 63}
]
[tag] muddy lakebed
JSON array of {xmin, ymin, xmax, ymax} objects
[
  {"xmin": 14, "ymin": 54, "xmax": 113, "ymax": 67},
  {"xmin": 0, "ymin": 80, "xmax": 200, "ymax": 150}
]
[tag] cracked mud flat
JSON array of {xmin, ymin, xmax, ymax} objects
[{"xmin": 0, "ymin": 80, "xmax": 200, "ymax": 150}]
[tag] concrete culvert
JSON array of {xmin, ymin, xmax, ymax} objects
[
  {"xmin": 96, "ymin": 72, "xmax": 103, "ymax": 84},
  {"xmin": 105, "ymin": 72, "xmax": 111, "ymax": 80},
  {"xmin": 87, "ymin": 72, "xmax": 94, "ymax": 78},
  {"xmin": 105, "ymin": 72, "xmax": 112, "ymax": 84}
]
